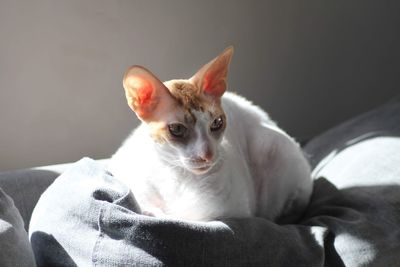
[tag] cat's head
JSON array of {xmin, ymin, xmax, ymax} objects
[{"xmin": 122, "ymin": 47, "xmax": 233, "ymax": 175}]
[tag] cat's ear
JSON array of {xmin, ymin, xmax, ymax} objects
[
  {"xmin": 190, "ymin": 46, "xmax": 234, "ymax": 98},
  {"xmin": 123, "ymin": 65, "xmax": 175, "ymax": 122}
]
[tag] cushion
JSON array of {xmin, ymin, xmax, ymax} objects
[
  {"xmin": 0, "ymin": 168, "xmax": 60, "ymax": 230},
  {"xmin": 0, "ymin": 187, "xmax": 36, "ymax": 267},
  {"xmin": 29, "ymin": 99, "xmax": 400, "ymax": 266},
  {"xmin": 304, "ymin": 99, "xmax": 400, "ymax": 169},
  {"xmin": 303, "ymin": 100, "xmax": 400, "ymax": 266}
]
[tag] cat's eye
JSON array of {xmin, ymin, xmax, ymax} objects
[
  {"xmin": 168, "ymin": 123, "xmax": 188, "ymax": 138},
  {"xmin": 210, "ymin": 116, "xmax": 224, "ymax": 132}
]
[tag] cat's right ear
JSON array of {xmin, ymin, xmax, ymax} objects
[{"xmin": 123, "ymin": 66, "xmax": 175, "ymax": 122}]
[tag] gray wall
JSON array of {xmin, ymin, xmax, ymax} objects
[{"xmin": 1, "ymin": 0, "xmax": 399, "ymax": 171}]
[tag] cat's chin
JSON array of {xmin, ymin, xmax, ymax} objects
[{"xmin": 187, "ymin": 165, "xmax": 213, "ymax": 175}]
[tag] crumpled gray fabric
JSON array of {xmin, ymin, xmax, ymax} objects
[
  {"xmin": 29, "ymin": 99, "xmax": 400, "ymax": 266},
  {"xmin": 29, "ymin": 158, "xmax": 326, "ymax": 267},
  {"xmin": 0, "ymin": 187, "xmax": 36, "ymax": 267},
  {"xmin": 29, "ymin": 145, "xmax": 400, "ymax": 267},
  {"xmin": 301, "ymin": 99, "xmax": 400, "ymax": 267}
]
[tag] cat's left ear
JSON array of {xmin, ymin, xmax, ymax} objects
[{"xmin": 190, "ymin": 46, "xmax": 234, "ymax": 99}]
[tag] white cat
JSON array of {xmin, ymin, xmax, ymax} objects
[{"xmin": 109, "ymin": 47, "xmax": 312, "ymax": 222}]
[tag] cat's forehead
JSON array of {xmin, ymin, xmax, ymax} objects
[
  {"xmin": 163, "ymin": 79, "xmax": 222, "ymax": 121},
  {"xmin": 164, "ymin": 79, "xmax": 207, "ymax": 111}
]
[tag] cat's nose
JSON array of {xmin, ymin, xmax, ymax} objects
[{"xmin": 198, "ymin": 150, "xmax": 213, "ymax": 163}]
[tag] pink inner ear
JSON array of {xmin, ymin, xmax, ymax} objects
[
  {"xmin": 203, "ymin": 72, "xmax": 225, "ymax": 97},
  {"xmin": 137, "ymin": 82, "xmax": 153, "ymax": 105},
  {"xmin": 130, "ymin": 77, "xmax": 153, "ymax": 105},
  {"xmin": 203, "ymin": 73, "xmax": 213, "ymax": 93}
]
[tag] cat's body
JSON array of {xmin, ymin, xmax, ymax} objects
[{"xmin": 109, "ymin": 47, "xmax": 312, "ymax": 222}]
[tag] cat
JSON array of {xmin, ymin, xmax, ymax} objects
[{"xmin": 109, "ymin": 47, "xmax": 312, "ymax": 222}]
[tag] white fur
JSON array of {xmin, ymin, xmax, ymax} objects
[{"xmin": 109, "ymin": 92, "xmax": 312, "ymax": 222}]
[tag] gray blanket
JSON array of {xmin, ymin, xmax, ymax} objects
[{"xmin": 27, "ymin": 100, "xmax": 400, "ymax": 266}]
